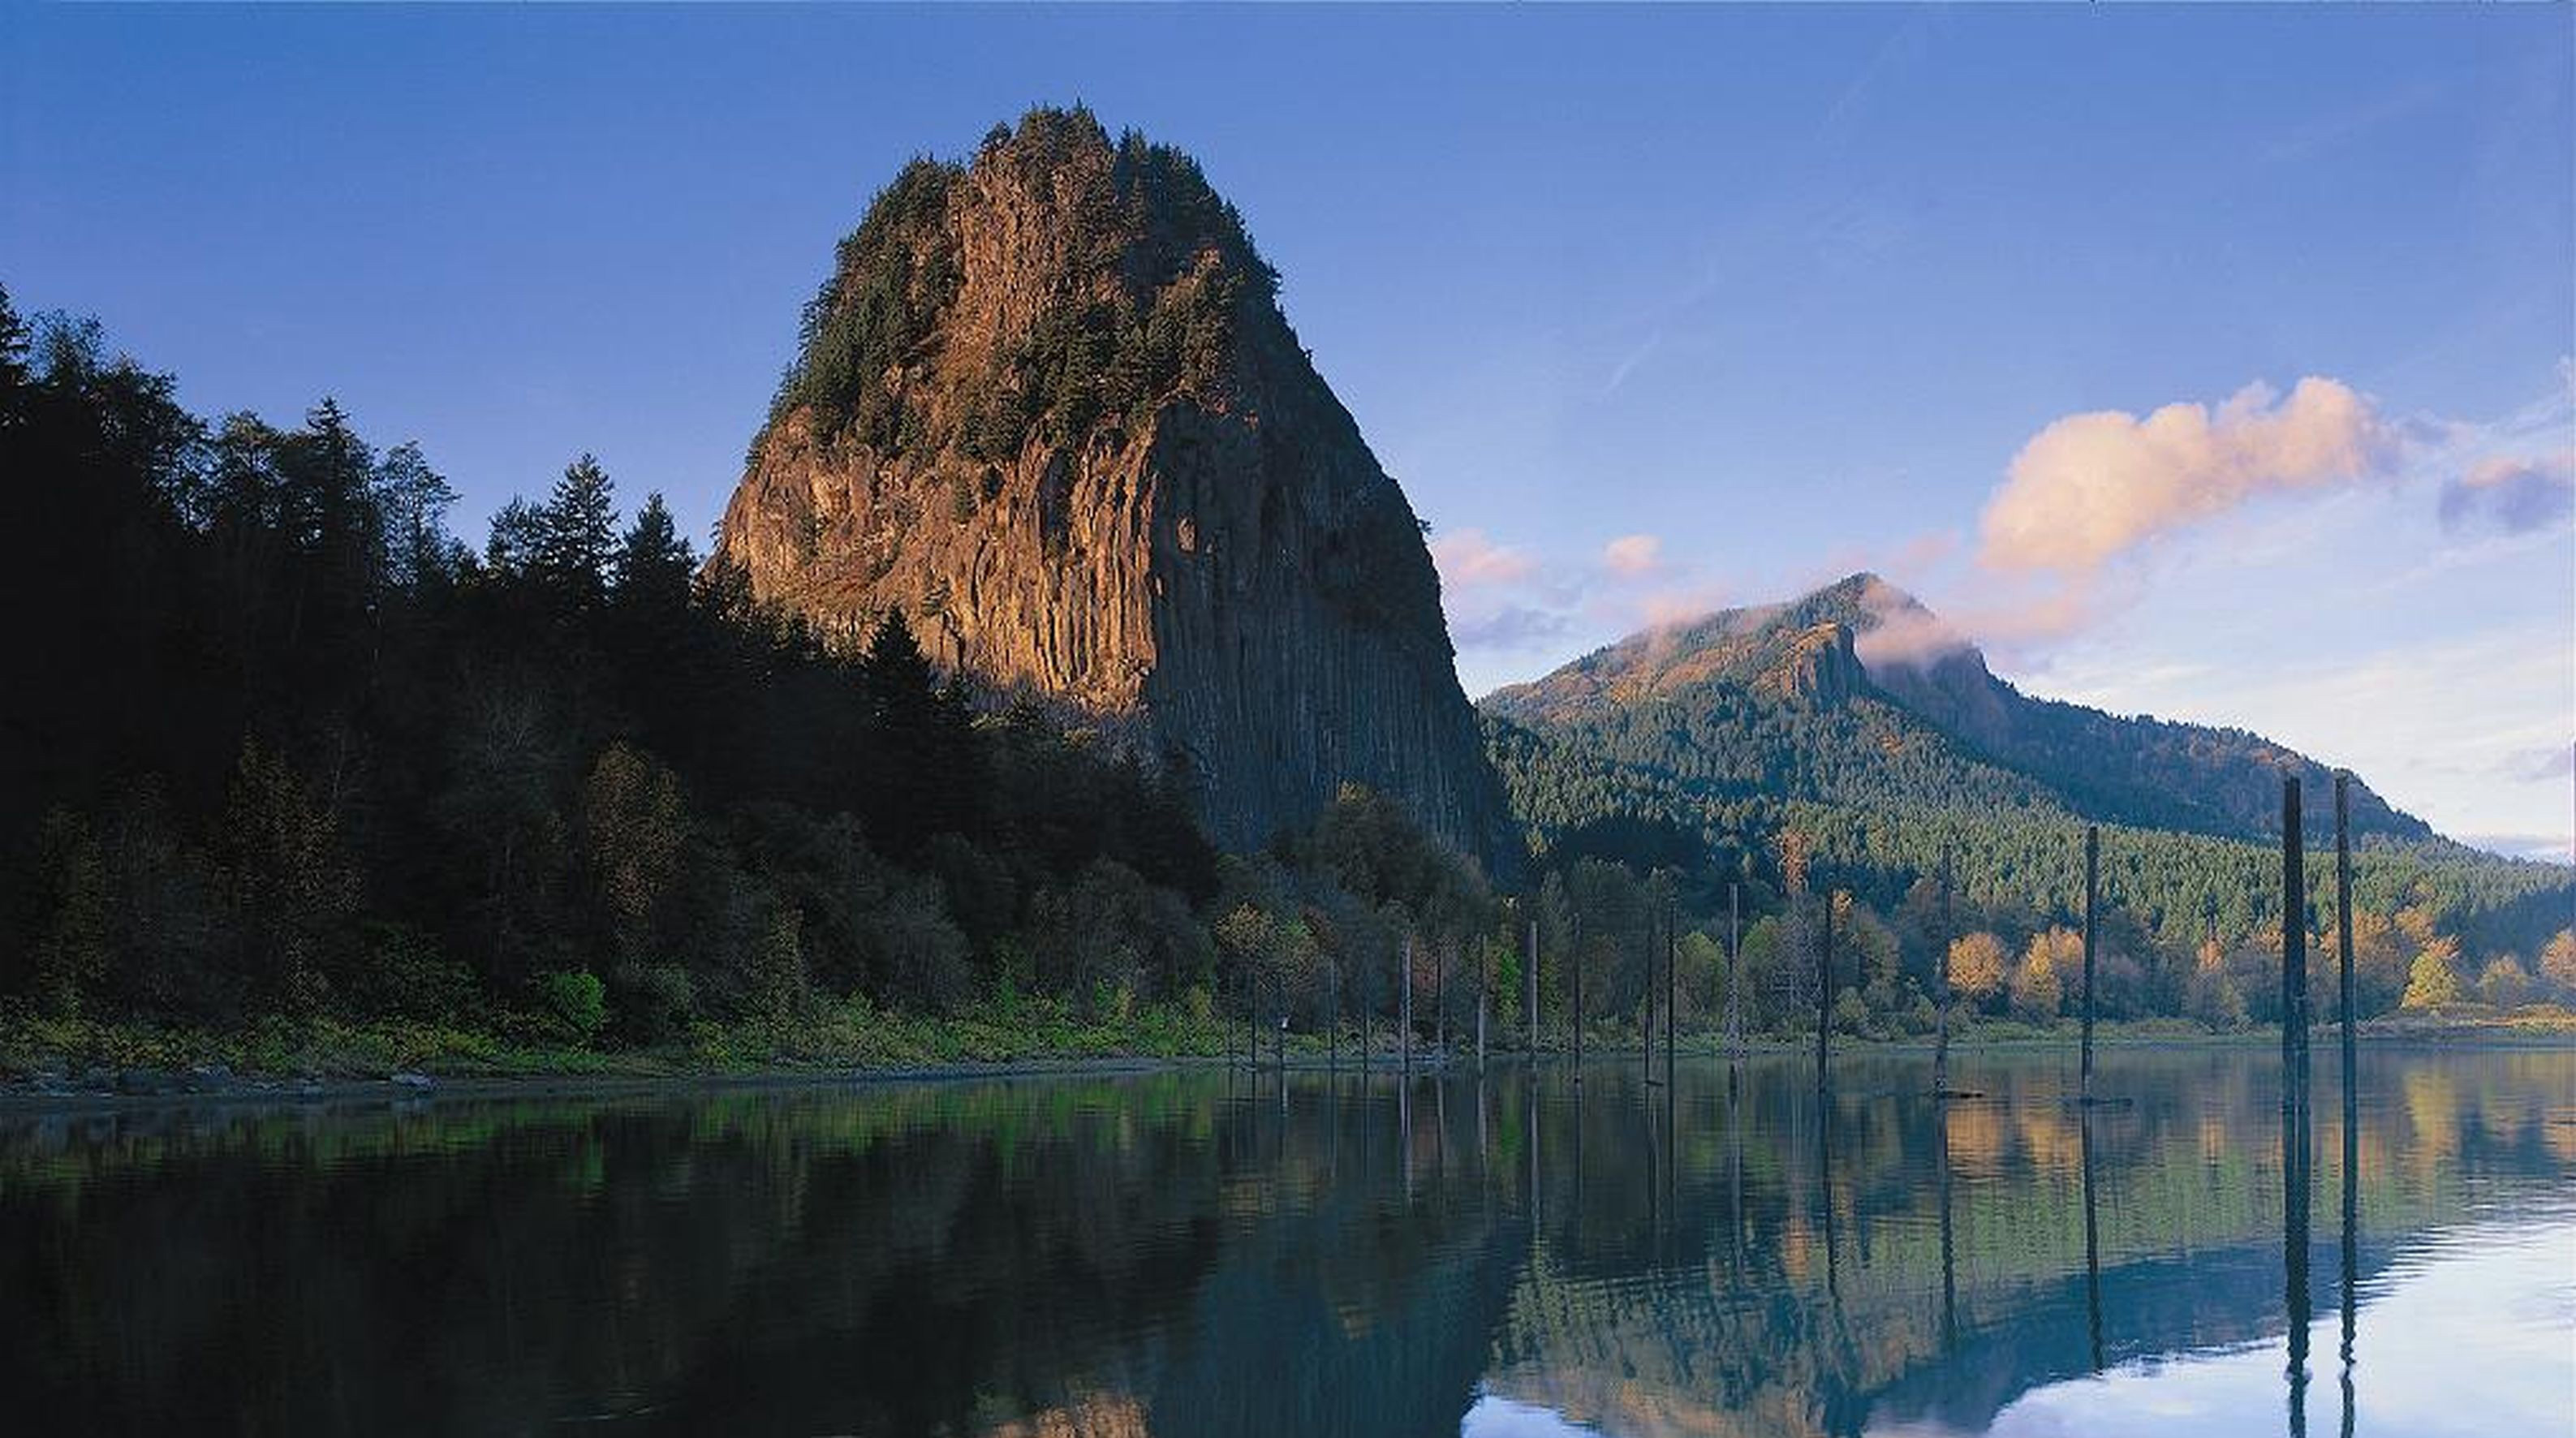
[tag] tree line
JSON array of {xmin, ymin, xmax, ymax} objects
[
  {"xmin": 5, "ymin": 285, "xmax": 2565, "ymax": 1057},
  {"xmin": 0, "ymin": 289, "xmax": 1482, "ymax": 1051}
]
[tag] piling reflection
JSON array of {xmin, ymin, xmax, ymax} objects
[
  {"xmin": 2, "ymin": 1047, "xmax": 2567, "ymax": 1437},
  {"xmin": 2340, "ymin": 1051, "xmax": 2359, "ymax": 1438},
  {"xmin": 2083, "ymin": 1105, "xmax": 2104, "ymax": 1372},
  {"xmin": 1938, "ymin": 1092, "xmax": 1958, "ymax": 1354},
  {"xmin": 2286, "ymin": 1036, "xmax": 2314, "ymax": 1434}
]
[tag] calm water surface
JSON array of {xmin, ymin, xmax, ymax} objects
[{"xmin": 7, "ymin": 1047, "xmax": 2571, "ymax": 1436}]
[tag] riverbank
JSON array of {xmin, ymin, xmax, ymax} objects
[{"xmin": 5, "ymin": 1002, "xmax": 2570, "ymax": 1110}]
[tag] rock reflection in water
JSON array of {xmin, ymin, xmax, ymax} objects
[{"xmin": 2, "ymin": 1048, "xmax": 2568, "ymax": 1437}]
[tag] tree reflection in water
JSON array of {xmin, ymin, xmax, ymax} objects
[{"xmin": 3, "ymin": 1048, "xmax": 2567, "ymax": 1437}]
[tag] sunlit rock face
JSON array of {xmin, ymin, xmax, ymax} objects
[{"xmin": 717, "ymin": 109, "xmax": 1517, "ymax": 872}]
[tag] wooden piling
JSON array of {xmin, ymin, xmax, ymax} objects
[
  {"xmin": 1727, "ymin": 883, "xmax": 1742, "ymax": 1067},
  {"xmin": 1573, "ymin": 917, "xmax": 1584, "ymax": 1079},
  {"xmin": 1475, "ymin": 934, "xmax": 1488, "ymax": 1071},
  {"xmin": 1434, "ymin": 940, "xmax": 1447, "ymax": 1057},
  {"xmin": 1402, "ymin": 934, "xmax": 1415, "ymax": 1077},
  {"xmin": 1816, "ymin": 890, "xmax": 1833, "ymax": 1083},
  {"xmin": 2283, "ymin": 777, "xmax": 2307, "ymax": 1080},
  {"xmin": 1526, "ymin": 917, "xmax": 1540, "ymax": 1059},
  {"xmin": 1934, "ymin": 844, "xmax": 1953, "ymax": 1096},
  {"xmin": 1643, "ymin": 908, "xmax": 1656, "ymax": 1084},
  {"xmin": 1665, "ymin": 897, "xmax": 1677, "ymax": 1090},
  {"xmin": 2335, "ymin": 773, "xmax": 2356, "ymax": 1092},
  {"xmin": 2338, "ymin": 807, "xmax": 2360, "ymax": 1425},
  {"xmin": 2081, "ymin": 824, "xmax": 2100, "ymax": 1103}
]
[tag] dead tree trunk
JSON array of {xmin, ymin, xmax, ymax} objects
[
  {"xmin": 1727, "ymin": 883, "xmax": 1742, "ymax": 1067},
  {"xmin": 2283, "ymin": 778, "xmax": 2307, "ymax": 1080},
  {"xmin": 1527, "ymin": 917, "xmax": 1540, "ymax": 1058},
  {"xmin": 1402, "ymin": 933, "xmax": 1415, "ymax": 1077},
  {"xmin": 1816, "ymin": 892, "xmax": 1833, "ymax": 1083},
  {"xmin": 2336, "ymin": 772, "xmax": 2356, "ymax": 1093},
  {"xmin": 2081, "ymin": 825, "xmax": 2100, "ymax": 1102},
  {"xmin": 1934, "ymin": 846, "xmax": 1952, "ymax": 1095}
]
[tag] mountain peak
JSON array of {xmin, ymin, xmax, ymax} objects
[
  {"xmin": 1483, "ymin": 573, "xmax": 2431, "ymax": 846},
  {"xmin": 713, "ymin": 114, "xmax": 1518, "ymax": 869}
]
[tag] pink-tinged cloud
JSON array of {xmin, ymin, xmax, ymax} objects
[
  {"xmin": 1979, "ymin": 377, "xmax": 2399, "ymax": 575},
  {"xmin": 1851, "ymin": 601, "xmax": 1972, "ymax": 672},
  {"xmin": 1631, "ymin": 580, "xmax": 1735, "ymax": 631},
  {"xmin": 1602, "ymin": 533, "xmax": 1663, "ymax": 576},
  {"xmin": 1429, "ymin": 528, "xmax": 1537, "ymax": 588}
]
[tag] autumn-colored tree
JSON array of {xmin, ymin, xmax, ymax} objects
[
  {"xmin": 1777, "ymin": 827, "xmax": 1811, "ymax": 898},
  {"xmin": 2324, "ymin": 906, "xmax": 2408, "ymax": 1017},
  {"xmin": 2011, "ymin": 927, "xmax": 2078, "ymax": 1022},
  {"xmin": 2400, "ymin": 941, "xmax": 2464, "ymax": 1010},
  {"xmin": 1949, "ymin": 931, "xmax": 2009, "ymax": 1005},
  {"xmin": 2475, "ymin": 956, "xmax": 2535, "ymax": 1010},
  {"xmin": 2539, "ymin": 928, "xmax": 2576, "ymax": 996}
]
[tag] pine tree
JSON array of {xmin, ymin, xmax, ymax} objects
[
  {"xmin": 534, "ymin": 454, "xmax": 618, "ymax": 606},
  {"xmin": 373, "ymin": 441, "xmax": 459, "ymax": 588},
  {"xmin": 613, "ymin": 493, "xmax": 696, "ymax": 614},
  {"xmin": 0, "ymin": 283, "xmax": 30, "ymax": 425},
  {"xmin": 860, "ymin": 607, "xmax": 978, "ymax": 855}
]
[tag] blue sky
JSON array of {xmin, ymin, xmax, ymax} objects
[{"xmin": 6, "ymin": 5, "xmax": 2570, "ymax": 858}]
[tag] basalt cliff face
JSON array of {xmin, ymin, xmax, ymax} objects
[{"xmin": 716, "ymin": 110, "xmax": 1518, "ymax": 871}]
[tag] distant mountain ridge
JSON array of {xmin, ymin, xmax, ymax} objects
[{"xmin": 1484, "ymin": 570, "xmax": 2432, "ymax": 846}]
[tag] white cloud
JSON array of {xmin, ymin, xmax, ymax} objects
[
  {"xmin": 1851, "ymin": 602, "xmax": 1972, "ymax": 672},
  {"xmin": 1429, "ymin": 527, "xmax": 1536, "ymax": 588},
  {"xmin": 1602, "ymin": 533, "xmax": 1663, "ymax": 576},
  {"xmin": 1980, "ymin": 377, "xmax": 2400, "ymax": 575}
]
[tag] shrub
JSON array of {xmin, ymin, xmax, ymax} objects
[
  {"xmin": 349, "ymin": 922, "xmax": 478, "ymax": 1023},
  {"xmin": 610, "ymin": 961, "xmax": 696, "ymax": 1045},
  {"xmin": 537, "ymin": 970, "xmax": 608, "ymax": 1044}
]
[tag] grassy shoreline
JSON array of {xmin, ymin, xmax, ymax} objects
[{"xmin": 5, "ymin": 1003, "xmax": 2570, "ymax": 1106}]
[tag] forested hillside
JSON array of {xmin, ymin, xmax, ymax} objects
[
  {"xmin": 1481, "ymin": 576, "xmax": 2574, "ymax": 1036},
  {"xmin": 0, "ymin": 288, "xmax": 1497, "ymax": 1057},
  {"xmin": 3, "ymin": 280, "xmax": 2565, "ymax": 1062}
]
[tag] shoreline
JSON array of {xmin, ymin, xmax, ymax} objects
[{"xmin": 6, "ymin": 1021, "xmax": 2567, "ymax": 1117}]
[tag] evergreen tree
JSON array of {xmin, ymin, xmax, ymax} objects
[
  {"xmin": 860, "ymin": 607, "xmax": 979, "ymax": 855},
  {"xmin": 534, "ymin": 454, "xmax": 618, "ymax": 605},
  {"xmin": 613, "ymin": 492, "xmax": 696, "ymax": 612},
  {"xmin": 0, "ymin": 283, "xmax": 30, "ymax": 426},
  {"xmin": 374, "ymin": 441, "xmax": 460, "ymax": 589},
  {"xmin": 485, "ymin": 497, "xmax": 544, "ymax": 575}
]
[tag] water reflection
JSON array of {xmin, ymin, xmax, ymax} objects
[
  {"xmin": 2082, "ymin": 1107, "xmax": 2102, "ymax": 1373},
  {"xmin": 3, "ymin": 1048, "xmax": 2569, "ymax": 1436},
  {"xmin": 2286, "ymin": 1044, "xmax": 2314, "ymax": 1437}
]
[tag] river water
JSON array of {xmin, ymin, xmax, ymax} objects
[{"xmin": 6, "ymin": 1045, "xmax": 2570, "ymax": 1436}]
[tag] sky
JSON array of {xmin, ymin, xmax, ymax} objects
[{"xmin": 6, "ymin": 5, "xmax": 2570, "ymax": 859}]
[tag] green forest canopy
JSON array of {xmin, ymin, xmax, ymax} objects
[{"xmin": 2, "ymin": 283, "xmax": 2569, "ymax": 1053}]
